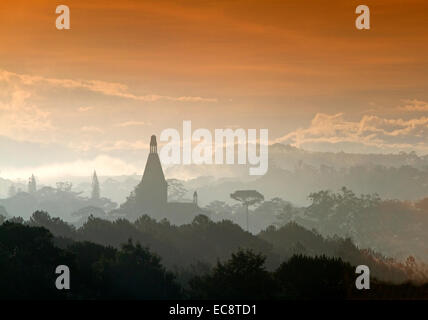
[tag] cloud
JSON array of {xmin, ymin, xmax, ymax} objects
[
  {"xmin": 0, "ymin": 67, "xmax": 217, "ymax": 145},
  {"xmin": 277, "ymin": 112, "xmax": 428, "ymax": 154},
  {"xmin": 94, "ymin": 140, "xmax": 150, "ymax": 151},
  {"xmin": 0, "ymin": 69, "xmax": 217, "ymax": 103},
  {"xmin": 0, "ymin": 87, "xmax": 54, "ymax": 140},
  {"xmin": 115, "ymin": 121, "xmax": 147, "ymax": 127},
  {"xmin": 67, "ymin": 139, "xmax": 151, "ymax": 152},
  {"xmin": 80, "ymin": 126, "xmax": 104, "ymax": 134},
  {"xmin": 2, "ymin": 155, "xmax": 140, "ymax": 180},
  {"xmin": 77, "ymin": 106, "xmax": 94, "ymax": 112},
  {"xmin": 398, "ymin": 99, "xmax": 428, "ymax": 112}
]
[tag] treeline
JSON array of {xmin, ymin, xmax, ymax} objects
[
  {"xmin": 0, "ymin": 222, "xmax": 427, "ymax": 300},
  {"xmin": 1, "ymin": 210, "xmax": 427, "ymax": 284},
  {"xmin": 0, "ymin": 184, "xmax": 117, "ymax": 221},
  {"xmin": 2, "ymin": 183, "xmax": 428, "ymax": 265},
  {"xmin": 0, "ymin": 222, "xmax": 180, "ymax": 299},
  {"xmin": 203, "ymin": 187, "xmax": 428, "ymax": 263},
  {"xmin": 281, "ymin": 187, "xmax": 428, "ymax": 263},
  {"xmin": 258, "ymin": 147, "xmax": 428, "ymax": 203}
]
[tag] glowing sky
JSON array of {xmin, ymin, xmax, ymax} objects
[{"xmin": 0, "ymin": 0, "xmax": 427, "ymax": 180}]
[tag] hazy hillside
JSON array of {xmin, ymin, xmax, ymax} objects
[
  {"xmin": 2, "ymin": 144, "xmax": 428, "ymax": 207},
  {"xmin": 173, "ymin": 144, "xmax": 428, "ymax": 206}
]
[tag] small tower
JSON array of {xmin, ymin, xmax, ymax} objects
[
  {"xmin": 28, "ymin": 174, "xmax": 37, "ymax": 194},
  {"xmin": 193, "ymin": 191, "xmax": 198, "ymax": 206},
  {"xmin": 91, "ymin": 170, "xmax": 100, "ymax": 200},
  {"xmin": 150, "ymin": 135, "xmax": 157, "ymax": 154}
]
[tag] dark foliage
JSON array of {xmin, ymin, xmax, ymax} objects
[
  {"xmin": 0, "ymin": 222, "xmax": 180, "ymax": 299},
  {"xmin": 1, "ymin": 213, "xmax": 427, "ymax": 300},
  {"xmin": 0, "ymin": 222, "xmax": 74, "ymax": 299},
  {"xmin": 189, "ymin": 250, "xmax": 276, "ymax": 299}
]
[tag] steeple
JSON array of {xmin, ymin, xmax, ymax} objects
[
  {"xmin": 135, "ymin": 135, "xmax": 168, "ymax": 213},
  {"xmin": 150, "ymin": 135, "xmax": 157, "ymax": 154},
  {"xmin": 193, "ymin": 191, "xmax": 198, "ymax": 206}
]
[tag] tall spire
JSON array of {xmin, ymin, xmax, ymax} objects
[
  {"xmin": 28, "ymin": 174, "xmax": 37, "ymax": 194},
  {"xmin": 193, "ymin": 191, "xmax": 198, "ymax": 206},
  {"xmin": 135, "ymin": 135, "xmax": 168, "ymax": 213},
  {"xmin": 150, "ymin": 135, "xmax": 157, "ymax": 154},
  {"xmin": 91, "ymin": 170, "xmax": 100, "ymax": 200}
]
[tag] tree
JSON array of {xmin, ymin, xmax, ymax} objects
[
  {"xmin": 72, "ymin": 206, "xmax": 106, "ymax": 224},
  {"xmin": 97, "ymin": 239, "xmax": 181, "ymax": 299},
  {"xmin": 56, "ymin": 181, "xmax": 73, "ymax": 192},
  {"xmin": 189, "ymin": 249, "xmax": 276, "ymax": 299},
  {"xmin": 0, "ymin": 222, "xmax": 75, "ymax": 299},
  {"xmin": 7, "ymin": 216, "xmax": 24, "ymax": 224},
  {"xmin": 28, "ymin": 174, "xmax": 37, "ymax": 194},
  {"xmin": 29, "ymin": 210, "xmax": 76, "ymax": 238},
  {"xmin": 8, "ymin": 185, "xmax": 16, "ymax": 198},
  {"xmin": 0, "ymin": 206, "xmax": 9, "ymax": 220},
  {"xmin": 230, "ymin": 190, "xmax": 264, "ymax": 232},
  {"xmin": 275, "ymin": 201, "xmax": 303, "ymax": 227},
  {"xmin": 204, "ymin": 201, "xmax": 238, "ymax": 221},
  {"xmin": 275, "ymin": 255, "xmax": 355, "ymax": 299},
  {"xmin": 91, "ymin": 171, "xmax": 100, "ymax": 200},
  {"xmin": 305, "ymin": 187, "xmax": 381, "ymax": 238},
  {"xmin": 167, "ymin": 179, "xmax": 187, "ymax": 201}
]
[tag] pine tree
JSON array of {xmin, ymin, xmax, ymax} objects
[
  {"xmin": 8, "ymin": 185, "xmax": 17, "ymax": 198},
  {"xmin": 28, "ymin": 174, "xmax": 37, "ymax": 194},
  {"xmin": 91, "ymin": 170, "xmax": 100, "ymax": 200}
]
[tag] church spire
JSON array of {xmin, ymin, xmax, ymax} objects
[
  {"xmin": 150, "ymin": 135, "xmax": 157, "ymax": 154},
  {"xmin": 193, "ymin": 191, "xmax": 198, "ymax": 206},
  {"xmin": 135, "ymin": 135, "xmax": 168, "ymax": 213}
]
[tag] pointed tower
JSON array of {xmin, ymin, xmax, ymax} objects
[
  {"xmin": 28, "ymin": 174, "xmax": 37, "ymax": 194},
  {"xmin": 91, "ymin": 170, "xmax": 100, "ymax": 200},
  {"xmin": 193, "ymin": 191, "xmax": 198, "ymax": 206},
  {"xmin": 135, "ymin": 135, "xmax": 168, "ymax": 214}
]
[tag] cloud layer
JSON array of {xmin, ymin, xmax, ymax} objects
[
  {"xmin": 0, "ymin": 86, "xmax": 54, "ymax": 140},
  {"xmin": 398, "ymin": 99, "xmax": 428, "ymax": 112},
  {"xmin": 0, "ymin": 69, "xmax": 217, "ymax": 103},
  {"xmin": 0, "ymin": 68, "xmax": 217, "ymax": 144},
  {"xmin": 278, "ymin": 111, "xmax": 428, "ymax": 154},
  {"xmin": 2, "ymin": 155, "xmax": 140, "ymax": 180}
]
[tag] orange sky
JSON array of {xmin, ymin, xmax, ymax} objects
[
  {"xmin": 1, "ymin": 0, "xmax": 427, "ymax": 94},
  {"xmin": 0, "ymin": 0, "xmax": 427, "ymax": 177}
]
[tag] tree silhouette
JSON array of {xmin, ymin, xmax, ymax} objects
[
  {"xmin": 28, "ymin": 174, "xmax": 37, "ymax": 194},
  {"xmin": 167, "ymin": 179, "xmax": 187, "ymax": 201},
  {"xmin": 0, "ymin": 206, "xmax": 9, "ymax": 221},
  {"xmin": 29, "ymin": 210, "xmax": 76, "ymax": 238},
  {"xmin": 275, "ymin": 255, "xmax": 355, "ymax": 299},
  {"xmin": 98, "ymin": 239, "xmax": 181, "ymax": 299},
  {"xmin": 7, "ymin": 216, "xmax": 24, "ymax": 224},
  {"xmin": 189, "ymin": 249, "xmax": 276, "ymax": 299},
  {"xmin": 56, "ymin": 181, "xmax": 73, "ymax": 192},
  {"xmin": 0, "ymin": 222, "xmax": 74, "ymax": 299},
  {"xmin": 92, "ymin": 170, "xmax": 100, "ymax": 200},
  {"xmin": 8, "ymin": 185, "xmax": 16, "ymax": 198},
  {"xmin": 230, "ymin": 190, "xmax": 264, "ymax": 232},
  {"xmin": 1, "ymin": 208, "xmax": 428, "ymax": 299}
]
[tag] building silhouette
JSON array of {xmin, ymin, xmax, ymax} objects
[
  {"xmin": 132, "ymin": 135, "xmax": 201, "ymax": 224},
  {"xmin": 135, "ymin": 135, "xmax": 168, "ymax": 213}
]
